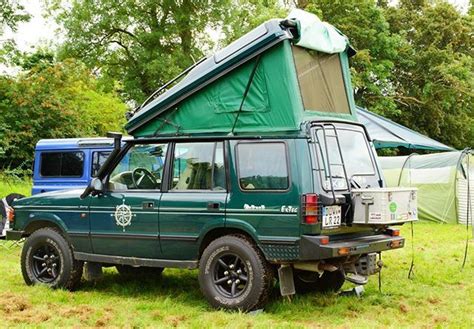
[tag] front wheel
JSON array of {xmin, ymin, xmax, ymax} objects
[
  {"xmin": 199, "ymin": 235, "xmax": 274, "ymax": 311},
  {"xmin": 21, "ymin": 228, "xmax": 83, "ymax": 290}
]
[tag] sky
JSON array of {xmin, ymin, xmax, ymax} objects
[{"xmin": 2, "ymin": 0, "xmax": 472, "ymax": 53}]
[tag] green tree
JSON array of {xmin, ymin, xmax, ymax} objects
[
  {"xmin": 0, "ymin": 0, "xmax": 30, "ymax": 34},
  {"xmin": 221, "ymin": 0, "xmax": 287, "ymax": 44},
  {"xmin": 0, "ymin": 54, "xmax": 127, "ymax": 169},
  {"xmin": 0, "ymin": 0, "xmax": 30, "ymax": 64},
  {"xmin": 384, "ymin": 1, "xmax": 474, "ymax": 149},
  {"xmin": 51, "ymin": 0, "xmax": 237, "ymax": 103}
]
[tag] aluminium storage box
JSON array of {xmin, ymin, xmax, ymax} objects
[{"xmin": 352, "ymin": 187, "xmax": 418, "ymax": 225}]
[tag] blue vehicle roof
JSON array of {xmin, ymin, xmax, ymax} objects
[{"xmin": 35, "ymin": 138, "xmax": 117, "ymax": 151}]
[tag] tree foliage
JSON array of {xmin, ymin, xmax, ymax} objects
[
  {"xmin": 0, "ymin": 0, "xmax": 30, "ymax": 64},
  {"xmin": 0, "ymin": 0, "xmax": 30, "ymax": 34},
  {"xmin": 1, "ymin": 0, "xmax": 472, "ymax": 171},
  {"xmin": 296, "ymin": 0, "xmax": 473, "ymax": 149},
  {"xmin": 0, "ymin": 54, "xmax": 126, "ymax": 169},
  {"xmin": 51, "ymin": 0, "xmax": 237, "ymax": 103},
  {"xmin": 384, "ymin": 1, "xmax": 474, "ymax": 149}
]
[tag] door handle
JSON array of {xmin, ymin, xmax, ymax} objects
[
  {"xmin": 207, "ymin": 202, "xmax": 220, "ymax": 211},
  {"xmin": 143, "ymin": 201, "xmax": 155, "ymax": 209}
]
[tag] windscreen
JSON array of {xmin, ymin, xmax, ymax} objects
[{"xmin": 293, "ymin": 46, "xmax": 350, "ymax": 114}]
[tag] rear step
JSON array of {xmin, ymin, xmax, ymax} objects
[{"xmin": 345, "ymin": 273, "xmax": 368, "ymax": 285}]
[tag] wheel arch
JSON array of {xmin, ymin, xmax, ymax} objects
[
  {"xmin": 198, "ymin": 224, "xmax": 261, "ymax": 259},
  {"xmin": 23, "ymin": 218, "xmax": 67, "ymax": 237}
]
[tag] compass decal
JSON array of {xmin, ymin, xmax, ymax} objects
[{"xmin": 112, "ymin": 200, "xmax": 136, "ymax": 231}]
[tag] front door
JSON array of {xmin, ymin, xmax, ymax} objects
[
  {"xmin": 89, "ymin": 143, "xmax": 168, "ymax": 259},
  {"xmin": 159, "ymin": 141, "xmax": 227, "ymax": 260}
]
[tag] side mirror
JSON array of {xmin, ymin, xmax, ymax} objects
[
  {"xmin": 81, "ymin": 178, "xmax": 104, "ymax": 199},
  {"xmin": 91, "ymin": 178, "xmax": 104, "ymax": 193}
]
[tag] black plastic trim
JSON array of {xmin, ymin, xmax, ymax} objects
[
  {"xmin": 90, "ymin": 233, "xmax": 159, "ymax": 240},
  {"xmin": 74, "ymin": 252, "xmax": 197, "ymax": 269},
  {"xmin": 160, "ymin": 235, "xmax": 198, "ymax": 241},
  {"xmin": 6, "ymin": 230, "xmax": 24, "ymax": 240}
]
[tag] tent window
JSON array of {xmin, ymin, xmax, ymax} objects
[{"xmin": 292, "ymin": 46, "xmax": 350, "ymax": 114}]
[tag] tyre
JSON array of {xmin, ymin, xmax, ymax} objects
[
  {"xmin": 198, "ymin": 234, "xmax": 274, "ymax": 311},
  {"xmin": 21, "ymin": 228, "xmax": 83, "ymax": 290},
  {"xmin": 294, "ymin": 268, "xmax": 345, "ymax": 294},
  {"xmin": 115, "ymin": 265, "xmax": 164, "ymax": 277}
]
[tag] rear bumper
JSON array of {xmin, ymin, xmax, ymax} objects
[
  {"xmin": 299, "ymin": 234, "xmax": 404, "ymax": 260},
  {"xmin": 6, "ymin": 230, "xmax": 24, "ymax": 240}
]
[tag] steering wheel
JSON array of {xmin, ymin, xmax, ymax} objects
[{"xmin": 132, "ymin": 167, "xmax": 156, "ymax": 189}]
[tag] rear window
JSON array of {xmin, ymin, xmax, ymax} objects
[
  {"xmin": 236, "ymin": 142, "xmax": 289, "ymax": 191},
  {"xmin": 40, "ymin": 152, "xmax": 84, "ymax": 177}
]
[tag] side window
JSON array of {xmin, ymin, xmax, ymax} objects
[
  {"xmin": 108, "ymin": 144, "xmax": 168, "ymax": 190},
  {"xmin": 40, "ymin": 152, "xmax": 84, "ymax": 177},
  {"xmin": 237, "ymin": 142, "xmax": 289, "ymax": 191},
  {"xmin": 91, "ymin": 151, "xmax": 112, "ymax": 177},
  {"xmin": 171, "ymin": 142, "xmax": 225, "ymax": 191}
]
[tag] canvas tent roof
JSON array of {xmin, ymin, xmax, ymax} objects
[
  {"xmin": 356, "ymin": 107, "xmax": 453, "ymax": 151},
  {"xmin": 126, "ymin": 10, "xmax": 357, "ymax": 136}
]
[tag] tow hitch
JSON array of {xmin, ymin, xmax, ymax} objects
[{"xmin": 344, "ymin": 252, "xmax": 383, "ymax": 285}]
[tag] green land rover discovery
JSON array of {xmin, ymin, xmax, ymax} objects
[{"xmin": 7, "ymin": 12, "xmax": 417, "ymax": 311}]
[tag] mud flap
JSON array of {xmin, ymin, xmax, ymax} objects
[
  {"xmin": 84, "ymin": 262, "xmax": 103, "ymax": 282},
  {"xmin": 278, "ymin": 264, "xmax": 295, "ymax": 296}
]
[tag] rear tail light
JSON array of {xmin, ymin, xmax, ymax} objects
[
  {"xmin": 6, "ymin": 206, "xmax": 14, "ymax": 223},
  {"xmin": 302, "ymin": 193, "xmax": 319, "ymax": 224}
]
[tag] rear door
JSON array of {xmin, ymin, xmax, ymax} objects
[
  {"xmin": 159, "ymin": 141, "xmax": 227, "ymax": 260},
  {"xmin": 225, "ymin": 140, "xmax": 300, "ymax": 245}
]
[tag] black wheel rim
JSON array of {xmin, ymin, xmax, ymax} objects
[
  {"xmin": 213, "ymin": 253, "xmax": 249, "ymax": 298},
  {"xmin": 31, "ymin": 243, "xmax": 61, "ymax": 283}
]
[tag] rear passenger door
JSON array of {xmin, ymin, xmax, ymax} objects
[
  {"xmin": 226, "ymin": 140, "xmax": 301, "ymax": 246},
  {"xmin": 159, "ymin": 141, "xmax": 227, "ymax": 260}
]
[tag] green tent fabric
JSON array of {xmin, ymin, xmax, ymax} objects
[
  {"xmin": 379, "ymin": 150, "xmax": 473, "ymax": 224},
  {"xmin": 356, "ymin": 107, "xmax": 454, "ymax": 151},
  {"xmin": 128, "ymin": 11, "xmax": 358, "ymax": 137},
  {"xmin": 134, "ymin": 42, "xmax": 303, "ymax": 136}
]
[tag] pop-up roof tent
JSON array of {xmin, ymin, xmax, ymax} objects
[
  {"xmin": 379, "ymin": 150, "xmax": 473, "ymax": 224},
  {"xmin": 356, "ymin": 107, "xmax": 454, "ymax": 152},
  {"xmin": 125, "ymin": 10, "xmax": 358, "ymax": 137}
]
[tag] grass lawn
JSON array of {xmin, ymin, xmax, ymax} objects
[
  {"xmin": 0, "ymin": 183, "xmax": 473, "ymax": 328},
  {"xmin": 0, "ymin": 178, "xmax": 32, "ymax": 198}
]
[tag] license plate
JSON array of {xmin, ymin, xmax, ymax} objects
[{"xmin": 322, "ymin": 206, "xmax": 342, "ymax": 228}]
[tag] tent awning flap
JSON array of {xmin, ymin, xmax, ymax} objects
[{"xmin": 356, "ymin": 107, "xmax": 454, "ymax": 151}]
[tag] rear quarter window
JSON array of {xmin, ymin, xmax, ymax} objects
[
  {"xmin": 40, "ymin": 152, "xmax": 84, "ymax": 177},
  {"xmin": 236, "ymin": 142, "xmax": 289, "ymax": 191}
]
